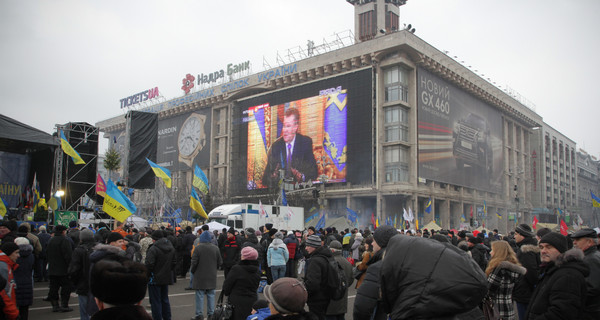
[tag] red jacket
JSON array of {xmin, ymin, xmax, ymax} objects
[{"xmin": 0, "ymin": 253, "xmax": 19, "ymax": 320}]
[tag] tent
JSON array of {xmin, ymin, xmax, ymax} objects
[
  {"xmin": 125, "ymin": 215, "xmax": 149, "ymax": 229},
  {"xmin": 421, "ymin": 220, "xmax": 442, "ymax": 231},
  {"xmin": 195, "ymin": 221, "xmax": 229, "ymax": 234}
]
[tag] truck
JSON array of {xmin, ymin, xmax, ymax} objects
[{"xmin": 207, "ymin": 203, "xmax": 305, "ymax": 231}]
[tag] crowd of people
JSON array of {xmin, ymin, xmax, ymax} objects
[{"xmin": 0, "ymin": 218, "xmax": 599, "ymax": 320}]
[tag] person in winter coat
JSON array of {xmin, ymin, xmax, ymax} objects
[
  {"xmin": 190, "ymin": 231, "xmax": 222, "ymax": 320},
  {"xmin": 325, "ymin": 241, "xmax": 353, "ymax": 320},
  {"xmin": 241, "ymin": 229, "xmax": 265, "ymax": 271},
  {"xmin": 67, "ymin": 229, "xmax": 96, "ymax": 320},
  {"xmin": 283, "ymin": 232, "xmax": 299, "ymax": 277},
  {"xmin": 181, "ymin": 226, "xmax": 197, "ymax": 278},
  {"xmin": 484, "ymin": 240, "xmax": 526, "ymax": 320},
  {"xmin": 468, "ymin": 235, "xmax": 490, "ymax": 271},
  {"xmin": 139, "ymin": 228, "xmax": 154, "ymax": 263},
  {"xmin": 222, "ymin": 228, "xmax": 242, "ymax": 278},
  {"xmin": 90, "ymin": 258, "xmax": 152, "ymax": 320},
  {"xmin": 379, "ymin": 234, "xmax": 488, "ymax": 320},
  {"xmin": 46, "ymin": 225, "xmax": 74, "ymax": 312},
  {"xmin": 267, "ymin": 233, "xmax": 289, "ymax": 282},
  {"xmin": 263, "ymin": 277, "xmax": 319, "ymax": 320},
  {"xmin": 525, "ymin": 232, "xmax": 590, "ymax": 320},
  {"xmin": 0, "ymin": 242, "xmax": 19, "ymax": 320},
  {"xmin": 513, "ymin": 224, "xmax": 540, "ymax": 319},
  {"xmin": 353, "ymin": 226, "xmax": 397, "ymax": 320},
  {"xmin": 302, "ymin": 234, "xmax": 334, "ymax": 319},
  {"xmin": 146, "ymin": 230, "xmax": 177, "ymax": 320},
  {"xmin": 93, "ymin": 222, "xmax": 111, "ymax": 244},
  {"xmin": 354, "ymin": 238, "xmax": 373, "ymax": 289},
  {"xmin": 350, "ymin": 233, "xmax": 363, "ymax": 261},
  {"xmin": 222, "ymin": 246, "xmax": 261, "ymax": 320},
  {"xmin": 571, "ymin": 228, "xmax": 600, "ymax": 320},
  {"xmin": 14, "ymin": 237, "xmax": 34, "ymax": 320},
  {"xmin": 36, "ymin": 225, "xmax": 51, "ymax": 282}
]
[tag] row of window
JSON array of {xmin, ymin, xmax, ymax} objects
[{"xmin": 383, "ymin": 66, "xmax": 410, "ymax": 182}]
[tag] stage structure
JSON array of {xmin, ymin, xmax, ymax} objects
[{"xmin": 54, "ymin": 122, "xmax": 98, "ymax": 211}]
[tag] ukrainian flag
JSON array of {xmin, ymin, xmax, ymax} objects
[
  {"xmin": 102, "ymin": 179, "xmax": 137, "ymax": 222},
  {"xmin": 190, "ymin": 188, "xmax": 208, "ymax": 219},
  {"xmin": 193, "ymin": 165, "xmax": 209, "ymax": 194},
  {"xmin": 0, "ymin": 196, "xmax": 8, "ymax": 217},
  {"xmin": 146, "ymin": 158, "xmax": 172, "ymax": 188},
  {"xmin": 483, "ymin": 201, "xmax": 487, "ymax": 214},
  {"xmin": 425, "ymin": 197, "xmax": 432, "ymax": 214},
  {"xmin": 592, "ymin": 191, "xmax": 600, "ymax": 208},
  {"xmin": 496, "ymin": 211, "xmax": 502, "ymax": 219},
  {"xmin": 60, "ymin": 131, "xmax": 85, "ymax": 165}
]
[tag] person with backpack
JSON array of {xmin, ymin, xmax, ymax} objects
[
  {"xmin": 303, "ymin": 234, "xmax": 334, "ymax": 320},
  {"xmin": 325, "ymin": 241, "xmax": 354, "ymax": 320},
  {"xmin": 353, "ymin": 225, "xmax": 397, "ymax": 320},
  {"xmin": 67, "ymin": 229, "xmax": 96, "ymax": 320}
]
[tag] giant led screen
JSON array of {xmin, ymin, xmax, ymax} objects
[
  {"xmin": 233, "ymin": 69, "xmax": 372, "ymax": 193},
  {"xmin": 417, "ymin": 67, "xmax": 503, "ymax": 192}
]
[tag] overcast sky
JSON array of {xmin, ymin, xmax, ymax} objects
[{"xmin": 1, "ymin": 0, "xmax": 598, "ymax": 158}]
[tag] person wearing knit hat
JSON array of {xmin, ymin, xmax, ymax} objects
[
  {"xmin": 46, "ymin": 222, "xmax": 75, "ymax": 312},
  {"xmin": 190, "ymin": 229, "xmax": 222, "ymax": 320},
  {"xmin": 305, "ymin": 235, "xmax": 322, "ymax": 248},
  {"xmin": 151, "ymin": 230, "xmax": 164, "ymax": 241},
  {"xmin": 0, "ymin": 241, "xmax": 19, "ymax": 319},
  {"xmin": 106, "ymin": 232, "xmax": 126, "ymax": 248},
  {"xmin": 536, "ymin": 227, "xmax": 551, "ymax": 242},
  {"xmin": 326, "ymin": 240, "xmax": 353, "ymax": 319},
  {"xmin": 525, "ymin": 232, "xmax": 589, "ymax": 319},
  {"xmin": 373, "ymin": 225, "xmax": 398, "ymax": 250},
  {"xmin": 68, "ymin": 227, "xmax": 97, "ymax": 320},
  {"xmin": 515, "ymin": 224, "xmax": 535, "ymax": 238},
  {"xmin": 303, "ymin": 232, "xmax": 335, "ymax": 318},
  {"xmin": 222, "ymin": 242, "xmax": 261, "ymax": 320},
  {"xmin": 145, "ymin": 224, "xmax": 176, "ymax": 320},
  {"xmin": 222, "ymin": 227, "xmax": 242, "ymax": 278},
  {"xmin": 90, "ymin": 259, "xmax": 152, "ymax": 319},
  {"xmin": 467, "ymin": 234, "xmax": 490, "ymax": 272}
]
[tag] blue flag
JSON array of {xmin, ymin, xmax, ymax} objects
[
  {"xmin": 315, "ymin": 214, "xmax": 326, "ymax": 230},
  {"xmin": 281, "ymin": 188, "xmax": 288, "ymax": 206},
  {"xmin": 425, "ymin": 197, "xmax": 432, "ymax": 214},
  {"xmin": 193, "ymin": 165, "xmax": 210, "ymax": 194},
  {"xmin": 103, "ymin": 179, "xmax": 137, "ymax": 222},
  {"xmin": 346, "ymin": 207, "xmax": 358, "ymax": 223}
]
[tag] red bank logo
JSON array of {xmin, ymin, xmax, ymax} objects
[{"xmin": 182, "ymin": 74, "xmax": 195, "ymax": 94}]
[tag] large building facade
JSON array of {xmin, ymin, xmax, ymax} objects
[{"xmin": 97, "ymin": 0, "xmax": 560, "ymax": 232}]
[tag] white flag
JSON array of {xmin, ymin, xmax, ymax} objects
[
  {"xmin": 408, "ymin": 207, "xmax": 414, "ymax": 222},
  {"xmin": 403, "ymin": 208, "xmax": 409, "ymax": 221},
  {"xmin": 259, "ymin": 200, "xmax": 267, "ymax": 218}
]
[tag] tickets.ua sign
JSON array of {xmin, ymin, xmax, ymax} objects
[{"xmin": 120, "ymin": 87, "xmax": 160, "ymax": 109}]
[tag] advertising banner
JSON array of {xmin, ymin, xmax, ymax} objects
[
  {"xmin": 417, "ymin": 67, "xmax": 503, "ymax": 192},
  {"xmin": 54, "ymin": 210, "xmax": 78, "ymax": 226},
  {"xmin": 0, "ymin": 151, "xmax": 30, "ymax": 208}
]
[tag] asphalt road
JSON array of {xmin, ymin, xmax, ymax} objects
[{"xmin": 29, "ymin": 271, "xmax": 359, "ymax": 320}]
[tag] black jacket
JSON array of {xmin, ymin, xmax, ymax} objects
[
  {"xmin": 264, "ymin": 312, "xmax": 319, "ymax": 320},
  {"xmin": 513, "ymin": 236, "xmax": 540, "ymax": 304},
  {"xmin": 326, "ymin": 250, "xmax": 354, "ymax": 316},
  {"xmin": 47, "ymin": 233, "xmax": 73, "ymax": 276},
  {"xmin": 304, "ymin": 245, "xmax": 333, "ymax": 309},
  {"xmin": 525, "ymin": 248, "xmax": 590, "ymax": 320},
  {"xmin": 182, "ymin": 232, "xmax": 196, "ymax": 254},
  {"xmin": 145, "ymin": 238, "xmax": 176, "ymax": 286},
  {"xmin": 68, "ymin": 240, "xmax": 96, "ymax": 295},
  {"xmin": 94, "ymin": 228, "xmax": 111, "ymax": 244},
  {"xmin": 90, "ymin": 305, "xmax": 152, "ymax": 320},
  {"xmin": 469, "ymin": 243, "xmax": 490, "ymax": 272},
  {"xmin": 582, "ymin": 245, "xmax": 600, "ymax": 319},
  {"xmin": 353, "ymin": 249, "xmax": 387, "ymax": 320},
  {"xmin": 242, "ymin": 233, "xmax": 264, "ymax": 265},
  {"xmin": 222, "ymin": 237, "xmax": 241, "ymax": 268},
  {"xmin": 380, "ymin": 235, "xmax": 488, "ymax": 319},
  {"xmin": 222, "ymin": 259, "xmax": 261, "ymax": 320}
]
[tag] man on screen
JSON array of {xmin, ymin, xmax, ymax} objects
[{"xmin": 262, "ymin": 107, "xmax": 318, "ymax": 187}]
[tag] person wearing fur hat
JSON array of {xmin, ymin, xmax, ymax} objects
[
  {"xmin": 222, "ymin": 246, "xmax": 261, "ymax": 320},
  {"xmin": 525, "ymin": 232, "xmax": 590, "ymax": 320},
  {"xmin": 0, "ymin": 241, "xmax": 20, "ymax": 320},
  {"xmin": 467, "ymin": 235, "xmax": 490, "ymax": 272},
  {"xmin": 46, "ymin": 224, "xmax": 74, "ymax": 312},
  {"xmin": 353, "ymin": 225, "xmax": 397, "ymax": 320},
  {"xmin": 190, "ymin": 231, "xmax": 222, "ymax": 320},
  {"xmin": 262, "ymin": 277, "xmax": 318, "ymax": 320},
  {"xmin": 223, "ymin": 228, "xmax": 242, "ymax": 278},
  {"xmin": 67, "ymin": 229, "xmax": 96, "ymax": 320},
  {"xmin": 513, "ymin": 224, "xmax": 541, "ymax": 319},
  {"xmin": 13, "ymin": 237, "xmax": 33, "ymax": 320},
  {"xmin": 484, "ymin": 240, "xmax": 526, "ymax": 320},
  {"xmin": 89, "ymin": 259, "xmax": 152, "ymax": 320},
  {"xmin": 571, "ymin": 228, "xmax": 600, "ymax": 319}
]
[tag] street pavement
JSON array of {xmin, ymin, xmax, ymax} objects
[{"xmin": 29, "ymin": 271, "xmax": 359, "ymax": 320}]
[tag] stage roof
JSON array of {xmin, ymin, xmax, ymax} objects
[{"xmin": 0, "ymin": 114, "xmax": 58, "ymax": 153}]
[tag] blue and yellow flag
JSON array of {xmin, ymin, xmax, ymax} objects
[
  {"xmin": 483, "ymin": 201, "xmax": 487, "ymax": 214},
  {"xmin": 193, "ymin": 165, "xmax": 209, "ymax": 194},
  {"xmin": 60, "ymin": 131, "xmax": 85, "ymax": 165},
  {"xmin": 190, "ymin": 188, "xmax": 208, "ymax": 219},
  {"xmin": 102, "ymin": 179, "xmax": 136, "ymax": 222},
  {"xmin": 496, "ymin": 211, "xmax": 502, "ymax": 219},
  {"xmin": 592, "ymin": 191, "xmax": 600, "ymax": 208},
  {"xmin": 0, "ymin": 196, "xmax": 8, "ymax": 217},
  {"xmin": 346, "ymin": 207, "xmax": 358, "ymax": 223},
  {"xmin": 425, "ymin": 197, "xmax": 432, "ymax": 214},
  {"xmin": 315, "ymin": 214, "xmax": 326, "ymax": 230},
  {"xmin": 146, "ymin": 158, "xmax": 172, "ymax": 188}
]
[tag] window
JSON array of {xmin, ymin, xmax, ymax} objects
[
  {"xmin": 384, "ymin": 66, "xmax": 409, "ymax": 103},
  {"xmin": 384, "ymin": 106, "xmax": 408, "ymax": 142},
  {"xmin": 384, "ymin": 145, "xmax": 409, "ymax": 182},
  {"xmin": 359, "ymin": 11, "xmax": 376, "ymax": 41}
]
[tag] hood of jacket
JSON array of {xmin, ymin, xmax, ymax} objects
[
  {"xmin": 497, "ymin": 261, "xmax": 527, "ymax": 275},
  {"xmin": 517, "ymin": 235, "xmax": 538, "ymax": 248},
  {"xmin": 245, "ymin": 232, "xmax": 259, "ymax": 244},
  {"xmin": 238, "ymin": 259, "xmax": 260, "ymax": 273},
  {"xmin": 153, "ymin": 238, "xmax": 174, "ymax": 253},
  {"xmin": 90, "ymin": 243, "xmax": 126, "ymax": 262},
  {"xmin": 309, "ymin": 244, "xmax": 332, "ymax": 259},
  {"xmin": 270, "ymin": 238, "xmax": 286, "ymax": 249},
  {"xmin": 0, "ymin": 253, "xmax": 18, "ymax": 270},
  {"xmin": 17, "ymin": 244, "xmax": 33, "ymax": 258}
]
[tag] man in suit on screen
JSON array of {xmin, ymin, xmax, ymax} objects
[{"xmin": 262, "ymin": 107, "xmax": 318, "ymax": 187}]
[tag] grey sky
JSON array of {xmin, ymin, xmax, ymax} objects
[{"xmin": 1, "ymin": 0, "xmax": 598, "ymax": 157}]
